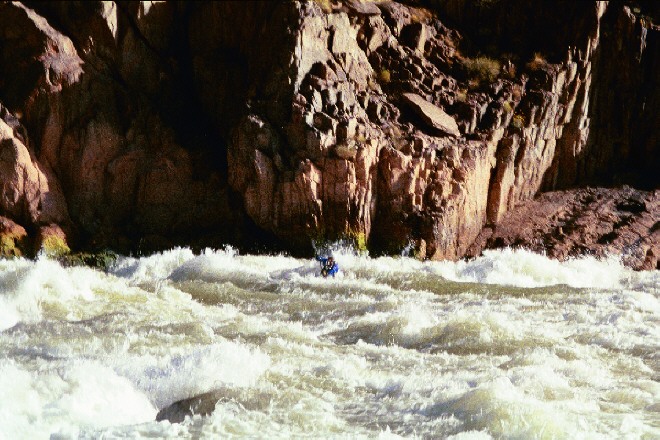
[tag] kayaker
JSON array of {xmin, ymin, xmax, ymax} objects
[{"xmin": 316, "ymin": 255, "xmax": 339, "ymax": 277}]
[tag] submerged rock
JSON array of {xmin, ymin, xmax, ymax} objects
[{"xmin": 156, "ymin": 391, "xmax": 223, "ymax": 424}]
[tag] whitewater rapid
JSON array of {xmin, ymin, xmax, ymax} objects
[{"xmin": 0, "ymin": 248, "xmax": 657, "ymax": 439}]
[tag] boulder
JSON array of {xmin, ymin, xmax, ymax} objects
[
  {"xmin": 156, "ymin": 391, "xmax": 222, "ymax": 424},
  {"xmin": 401, "ymin": 93, "xmax": 460, "ymax": 136},
  {"xmin": 344, "ymin": 0, "xmax": 381, "ymax": 16},
  {"xmin": 0, "ymin": 2, "xmax": 83, "ymax": 107}
]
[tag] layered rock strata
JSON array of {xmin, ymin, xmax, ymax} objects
[{"xmin": 0, "ymin": 0, "xmax": 657, "ymax": 267}]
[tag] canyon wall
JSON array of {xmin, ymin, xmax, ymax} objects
[{"xmin": 0, "ymin": 0, "xmax": 657, "ymax": 266}]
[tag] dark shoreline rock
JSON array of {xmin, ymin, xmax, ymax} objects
[{"xmin": 467, "ymin": 187, "xmax": 660, "ymax": 271}]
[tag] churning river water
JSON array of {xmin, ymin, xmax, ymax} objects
[{"xmin": 0, "ymin": 247, "xmax": 658, "ymax": 439}]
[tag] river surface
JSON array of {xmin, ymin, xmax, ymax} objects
[{"xmin": 0, "ymin": 247, "xmax": 658, "ymax": 439}]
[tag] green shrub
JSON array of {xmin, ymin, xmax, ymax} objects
[
  {"xmin": 59, "ymin": 251, "xmax": 118, "ymax": 271},
  {"xmin": 335, "ymin": 144, "xmax": 358, "ymax": 160},
  {"xmin": 0, "ymin": 235, "xmax": 23, "ymax": 257},
  {"xmin": 462, "ymin": 56, "xmax": 501, "ymax": 84},
  {"xmin": 310, "ymin": 229, "xmax": 368, "ymax": 256},
  {"xmin": 40, "ymin": 235, "xmax": 70, "ymax": 257},
  {"xmin": 512, "ymin": 114, "xmax": 525, "ymax": 129},
  {"xmin": 313, "ymin": 0, "xmax": 332, "ymax": 13},
  {"xmin": 348, "ymin": 230, "xmax": 368, "ymax": 253},
  {"xmin": 526, "ymin": 52, "xmax": 548, "ymax": 71},
  {"xmin": 378, "ymin": 69, "xmax": 391, "ymax": 83}
]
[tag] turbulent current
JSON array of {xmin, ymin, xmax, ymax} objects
[{"xmin": 0, "ymin": 248, "xmax": 658, "ymax": 439}]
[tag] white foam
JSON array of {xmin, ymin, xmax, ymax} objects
[
  {"xmin": 446, "ymin": 431, "xmax": 493, "ymax": 440},
  {"xmin": 107, "ymin": 246, "xmax": 659, "ymax": 293},
  {"xmin": 0, "ymin": 359, "xmax": 156, "ymax": 439},
  {"xmin": 0, "ymin": 246, "xmax": 657, "ymax": 438},
  {"xmin": 0, "ymin": 258, "xmax": 102, "ymax": 330},
  {"xmin": 448, "ymin": 376, "xmax": 572, "ymax": 438},
  {"xmin": 430, "ymin": 248, "xmax": 645, "ymax": 289},
  {"xmin": 112, "ymin": 340, "xmax": 271, "ymax": 410},
  {"xmin": 168, "ymin": 249, "xmax": 266, "ymax": 283},
  {"xmin": 303, "ymin": 247, "xmax": 658, "ymax": 290},
  {"xmin": 110, "ymin": 247, "xmax": 197, "ymax": 284}
]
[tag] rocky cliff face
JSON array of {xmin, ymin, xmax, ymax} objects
[{"xmin": 0, "ymin": 1, "xmax": 657, "ymax": 267}]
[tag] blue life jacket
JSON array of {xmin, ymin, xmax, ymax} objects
[{"xmin": 316, "ymin": 256, "xmax": 339, "ymax": 277}]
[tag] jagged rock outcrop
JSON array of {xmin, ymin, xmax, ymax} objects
[
  {"xmin": 429, "ymin": 0, "xmax": 659, "ymax": 189},
  {"xmin": 0, "ymin": 107, "xmax": 68, "ymax": 227},
  {"xmin": 580, "ymin": 4, "xmax": 660, "ymax": 188},
  {"xmin": 0, "ymin": 0, "xmax": 656, "ymax": 267}
]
